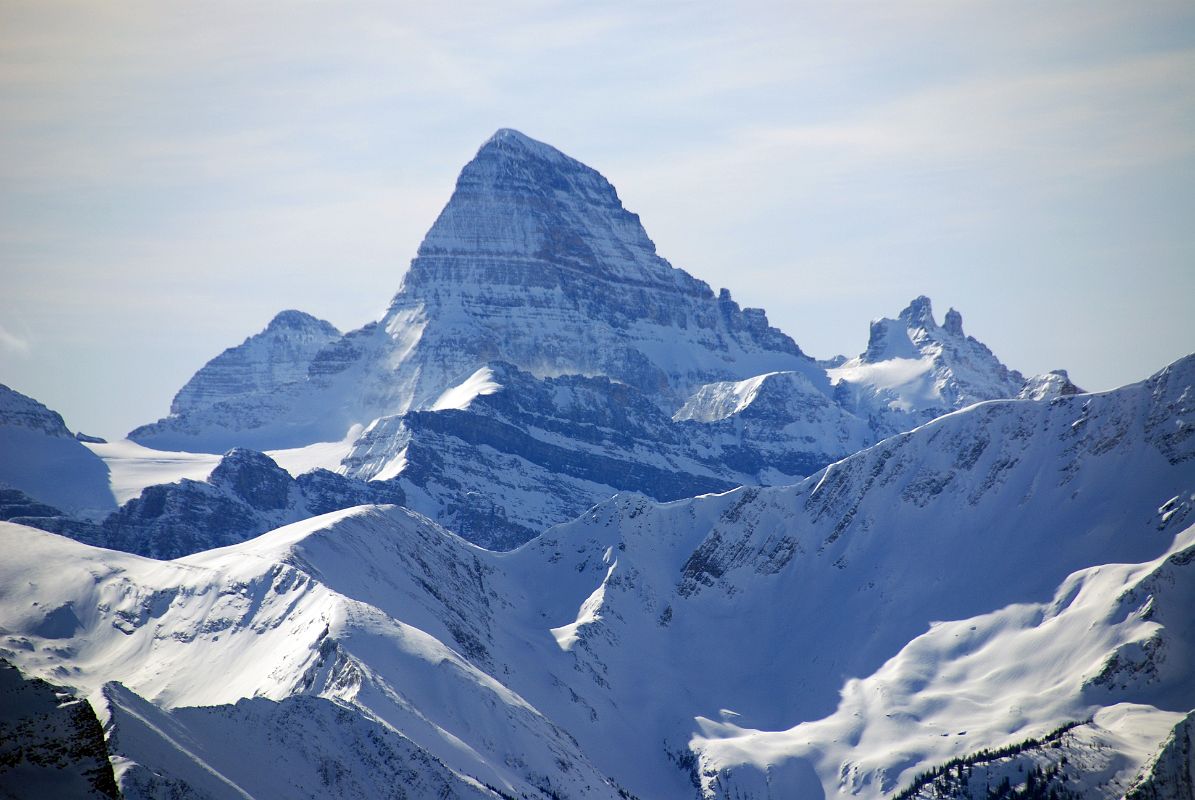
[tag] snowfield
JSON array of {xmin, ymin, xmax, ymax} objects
[{"xmin": 2, "ymin": 352, "xmax": 1193, "ymax": 799}]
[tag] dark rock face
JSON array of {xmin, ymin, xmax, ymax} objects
[
  {"xmin": 341, "ymin": 362, "xmax": 861, "ymax": 550},
  {"xmin": 343, "ymin": 363, "xmax": 738, "ymax": 549},
  {"xmin": 73, "ymin": 432, "xmax": 107, "ymax": 444},
  {"xmin": 295, "ymin": 469, "xmax": 406, "ymax": 516},
  {"xmin": 0, "ymin": 659, "xmax": 119, "ymax": 800},
  {"xmin": 1126, "ymin": 711, "xmax": 1195, "ymax": 800},
  {"xmin": 0, "ymin": 486, "xmax": 63, "ymax": 521},
  {"xmin": 209, "ymin": 447, "xmax": 293, "ymax": 511},
  {"xmin": 101, "ymin": 477, "xmax": 277, "ymax": 559},
  {"xmin": 0, "ymin": 486, "xmax": 105, "ymax": 546},
  {"xmin": 19, "ymin": 449, "xmax": 406, "ymax": 560}
]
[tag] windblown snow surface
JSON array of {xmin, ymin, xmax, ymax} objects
[{"xmin": 2, "ymin": 354, "xmax": 1193, "ymax": 799}]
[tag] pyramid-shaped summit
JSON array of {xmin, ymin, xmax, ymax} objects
[
  {"xmin": 411, "ymin": 128, "xmax": 676, "ymax": 286},
  {"xmin": 131, "ymin": 129, "xmax": 820, "ymax": 452},
  {"xmin": 385, "ymin": 128, "xmax": 819, "ymax": 408}
]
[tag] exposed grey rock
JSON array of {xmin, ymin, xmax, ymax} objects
[
  {"xmin": 1020, "ymin": 369, "xmax": 1084, "ymax": 400},
  {"xmin": 90, "ymin": 449, "xmax": 404, "ymax": 559},
  {"xmin": 73, "ymin": 433, "xmax": 107, "ymax": 444},
  {"xmin": 118, "ymin": 134, "xmax": 1083, "ymax": 554},
  {"xmin": 128, "ymin": 310, "xmax": 341, "ymax": 450},
  {"xmin": 344, "ymin": 362, "xmax": 740, "ymax": 549},
  {"xmin": 835, "ymin": 296, "xmax": 1030, "ymax": 438},
  {"xmin": 0, "ymin": 486, "xmax": 63, "ymax": 521},
  {"xmin": 0, "ymin": 659, "xmax": 119, "ymax": 800},
  {"xmin": 1127, "ymin": 711, "xmax": 1195, "ymax": 800},
  {"xmin": 170, "ymin": 309, "xmax": 340, "ymax": 416}
]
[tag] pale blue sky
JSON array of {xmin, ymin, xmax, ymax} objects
[{"xmin": 1, "ymin": 1, "xmax": 1193, "ymax": 438}]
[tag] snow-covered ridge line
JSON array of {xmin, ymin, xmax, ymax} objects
[{"xmin": 2, "ymin": 338, "xmax": 1193, "ymax": 798}]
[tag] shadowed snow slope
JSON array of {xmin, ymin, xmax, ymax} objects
[
  {"xmin": 0, "ymin": 383, "xmax": 115, "ymax": 518},
  {"xmin": 2, "ymin": 354, "xmax": 1193, "ymax": 799}
]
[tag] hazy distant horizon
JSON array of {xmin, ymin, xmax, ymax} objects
[{"xmin": 2, "ymin": 1, "xmax": 1193, "ymax": 439}]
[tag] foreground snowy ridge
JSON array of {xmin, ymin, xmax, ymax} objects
[{"xmin": 2, "ymin": 352, "xmax": 1193, "ymax": 799}]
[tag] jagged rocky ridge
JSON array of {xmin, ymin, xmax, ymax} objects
[
  {"xmin": 827, "ymin": 294, "xmax": 1082, "ymax": 440},
  {"xmin": 2, "ymin": 353, "xmax": 1193, "ymax": 799},
  {"xmin": 330, "ymin": 294, "xmax": 1079, "ymax": 549}
]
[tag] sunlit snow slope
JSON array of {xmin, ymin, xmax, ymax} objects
[{"xmin": 2, "ymin": 353, "xmax": 1192, "ymax": 799}]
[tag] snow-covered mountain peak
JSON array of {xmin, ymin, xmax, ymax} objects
[
  {"xmin": 408, "ymin": 127, "xmax": 663, "ymax": 283},
  {"xmin": 158, "ymin": 309, "xmax": 340, "ymax": 422},
  {"xmin": 1020, "ymin": 368, "xmax": 1084, "ymax": 400},
  {"xmin": 127, "ymin": 131, "xmax": 823, "ymax": 452},
  {"xmin": 865, "ymin": 295, "xmax": 960, "ymax": 363},
  {"xmin": 943, "ymin": 305, "xmax": 964, "ymax": 336},
  {"xmin": 897, "ymin": 293, "xmax": 937, "ymax": 330},
  {"xmin": 673, "ymin": 370, "xmax": 829, "ymax": 423},
  {"xmin": 478, "ymin": 127, "xmax": 571, "ymax": 164},
  {"xmin": 0, "ymin": 383, "xmax": 72, "ymax": 438},
  {"xmin": 264, "ymin": 309, "xmax": 340, "ymax": 337},
  {"xmin": 207, "ymin": 447, "xmax": 293, "ymax": 511},
  {"xmin": 836, "ymin": 296, "xmax": 1029, "ymax": 429},
  {"xmin": 376, "ymin": 130, "xmax": 816, "ymax": 412}
]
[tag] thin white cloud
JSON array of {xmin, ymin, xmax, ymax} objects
[
  {"xmin": 0, "ymin": 324, "xmax": 31, "ymax": 357},
  {"xmin": 0, "ymin": 0, "xmax": 1192, "ymax": 434}
]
